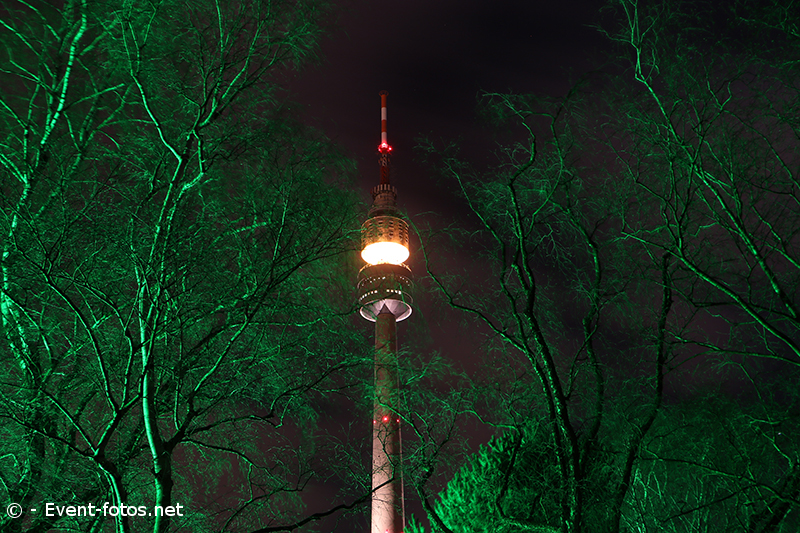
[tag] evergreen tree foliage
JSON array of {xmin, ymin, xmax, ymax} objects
[{"xmin": 428, "ymin": 426, "xmax": 561, "ymax": 533}]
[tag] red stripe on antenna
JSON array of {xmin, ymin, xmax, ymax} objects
[
  {"xmin": 378, "ymin": 91, "xmax": 391, "ymax": 184},
  {"xmin": 379, "ymin": 91, "xmax": 389, "ymax": 149}
]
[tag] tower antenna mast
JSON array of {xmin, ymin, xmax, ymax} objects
[{"xmin": 379, "ymin": 90, "xmax": 391, "ymax": 185}]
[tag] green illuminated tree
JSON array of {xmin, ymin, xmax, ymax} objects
[
  {"xmin": 0, "ymin": 2, "xmax": 369, "ymax": 533},
  {"xmin": 414, "ymin": 90, "xmax": 678, "ymax": 532},
  {"xmin": 601, "ymin": 0, "xmax": 800, "ymax": 528},
  {"xmin": 411, "ymin": 1, "xmax": 800, "ymax": 531}
]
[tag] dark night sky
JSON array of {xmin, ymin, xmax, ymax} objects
[
  {"xmin": 286, "ymin": 1, "xmax": 610, "ymax": 530},
  {"xmin": 289, "ymin": 0, "xmax": 608, "ymax": 211}
]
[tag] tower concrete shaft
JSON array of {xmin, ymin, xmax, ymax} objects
[{"xmin": 372, "ymin": 308, "xmax": 403, "ymax": 533}]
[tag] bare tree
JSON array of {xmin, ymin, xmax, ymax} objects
[
  {"xmin": 0, "ymin": 2, "xmax": 369, "ymax": 532},
  {"xmin": 601, "ymin": 0, "xmax": 800, "ymax": 369},
  {"xmin": 411, "ymin": 87, "xmax": 676, "ymax": 532},
  {"xmin": 409, "ymin": 1, "xmax": 800, "ymax": 530}
]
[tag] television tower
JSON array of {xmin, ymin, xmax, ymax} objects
[{"xmin": 357, "ymin": 91, "xmax": 412, "ymax": 533}]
